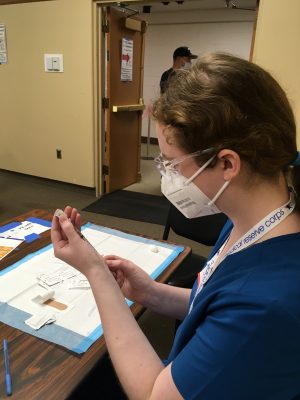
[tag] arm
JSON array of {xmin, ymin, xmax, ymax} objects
[
  {"xmin": 87, "ymin": 266, "xmax": 183, "ymax": 400},
  {"xmin": 51, "ymin": 210, "xmax": 184, "ymax": 400},
  {"xmin": 147, "ymin": 282, "xmax": 191, "ymax": 321},
  {"xmin": 105, "ymin": 255, "xmax": 191, "ymax": 321}
]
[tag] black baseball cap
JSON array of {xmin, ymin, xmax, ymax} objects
[{"xmin": 173, "ymin": 46, "xmax": 197, "ymax": 60}]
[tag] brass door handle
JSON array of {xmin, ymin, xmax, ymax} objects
[{"xmin": 112, "ymin": 104, "xmax": 145, "ymax": 112}]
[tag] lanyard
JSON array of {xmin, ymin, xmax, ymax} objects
[{"xmin": 188, "ymin": 190, "xmax": 295, "ymax": 314}]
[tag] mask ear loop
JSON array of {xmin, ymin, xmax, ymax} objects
[
  {"xmin": 183, "ymin": 153, "xmax": 230, "ymax": 206},
  {"xmin": 207, "ymin": 180, "xmax": 230, "ymax": 206},
  {"xmin": 184, "ymin": 155, "xmax": 217, "ymax": 185}
]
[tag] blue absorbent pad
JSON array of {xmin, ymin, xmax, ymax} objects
[{"xmin": 0, "ymin": 223, "xmax": 184, "ymax": 353}]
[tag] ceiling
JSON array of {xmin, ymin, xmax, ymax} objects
[
  {"xmin": 0, "ymin": 0, "xmax": 257, "ymax": 10},
  {"xmin": 127, "ymin": 0, "xmax": 257, "ymax": 14}
]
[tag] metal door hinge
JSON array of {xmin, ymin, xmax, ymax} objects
[
  {"xmin": 102, "ymin": 165, "xmax": 109, "ymax": 175},
  {"xmin": 102, "ymin": 97, "xmax": 109, "ymax": 109},
  {"xmin": 141, "ymin": 21, "xmax": 148, "ymax": 33},
  {"xmin": 102, "ymin": 20, "xmax": 109, "ymax": 33}
]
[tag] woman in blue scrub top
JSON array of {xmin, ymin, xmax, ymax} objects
[{"xmin": 51, "ymin": 53, "xmax": 300, "ymax": 400}]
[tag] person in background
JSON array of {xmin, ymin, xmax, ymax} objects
[
  {"xmin": 51, "ymin": 53, "xmax": 300, "ymax": 400},
  {"xmin": 160, "ymin": 46, "xmax": 197, "ymax": 94}
]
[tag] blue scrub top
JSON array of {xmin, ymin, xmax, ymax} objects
[{"xmin": 168, "ymin": 220, "xmax": 300, "ymax": 399}]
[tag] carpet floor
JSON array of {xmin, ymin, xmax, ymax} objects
[{"xmin": 83, "ymin": 190, "xmax": 169, "ymax": 226}]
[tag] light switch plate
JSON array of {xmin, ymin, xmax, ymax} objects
[{"xmin": 44, "ymin": 54, "xmax": 64, "ymax": 73}]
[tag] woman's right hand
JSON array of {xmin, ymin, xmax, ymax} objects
[{"xmin": 104, "ymin": 255, "xmax": 156, "ymax": 306}]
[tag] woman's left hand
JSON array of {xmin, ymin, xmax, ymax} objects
[{"xmin": 104, "ymin": 255, "xmax": 156, "ymax": 305}]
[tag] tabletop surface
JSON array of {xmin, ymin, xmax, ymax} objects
[{"xmin": 0, "ymin": 210, "xmax": 191, "ymax": 399}]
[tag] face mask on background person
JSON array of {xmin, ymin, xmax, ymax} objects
[
  {"xmin": 182, "ymin": 62, "xmax": 192, "ymax": 70},
  {"xmin": 159, "ymin": 155, "xmax": 230, "ymax": 219}
]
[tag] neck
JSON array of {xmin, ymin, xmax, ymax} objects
[
  {"xmin": 221, "ymin": 177, "xmax": 298, "ymax": 241},
  {"xmin": 172, "ymin": 59, "xmax": 182, "ymax": 69}
]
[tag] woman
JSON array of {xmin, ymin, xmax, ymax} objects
[{"xmin": 51, "ymin": 53, "xmax": 300, "ymax": 399}]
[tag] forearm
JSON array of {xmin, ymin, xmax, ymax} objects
[
  {"xmin": 142, "ymin": 282, "xmax": 191, "ymax": 321},
  {"xmin": 88, "ymin": 267, "xmax": 165, "ymax": 400}
]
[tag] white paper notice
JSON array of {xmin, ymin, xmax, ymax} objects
[
  {"xmin": 121, "ymin": 38, "xmax": 133, "ymax": 81},
  {"xmin": 0, "ymin": 24, "xmax": 8, "ymax": 64}
]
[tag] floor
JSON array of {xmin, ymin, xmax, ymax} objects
[
  {"xmin": 0, "ymin": 143, "xmax": 212, "ymax": 399},
  {"xmin": 125, "ymin": 143, "xmax": 162, "ymax": 195}
]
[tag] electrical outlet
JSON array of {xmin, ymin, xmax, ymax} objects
[{"xmin": 56, "ymin": 149, "xmax": 62, "ymax": 159}]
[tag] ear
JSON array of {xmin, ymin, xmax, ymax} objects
[{"xmin": 217, "ymin": 149, "xmax": 241, "ymax": 181}]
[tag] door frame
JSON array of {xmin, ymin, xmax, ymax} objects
[{"xmin": 94, "ymin": 0, "xmax": 148, "ymax": 197}]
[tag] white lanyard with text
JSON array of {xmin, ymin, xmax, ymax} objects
[{"xmin": 189, "ymin": 190, "xmax": 295, "ymax": 314}]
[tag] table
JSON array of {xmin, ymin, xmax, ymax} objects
[{"xmin": 0, "ymin": 210, "xmax": 191, "ymax": 399}]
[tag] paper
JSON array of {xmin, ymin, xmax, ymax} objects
[
  {"xmin": 32, "ymin": 289, "xmax": 55, "ymax": 304},
  {"xmin": 0, "ymin": 237, "xmax": 23, "ymax": 261},
  {"xmin": 0, "ymin": 220, "xmax": 50, "ymax": 240},
  {"xmin": 68, "ymin": 278, "xmax": 90, "ymax": 289},
  {"xmin": 121, "ymin": 38, "xmax": 133, "ymax": 81},
  {"xmin": 25, "ymin": 313, "xmax": 56, "ymax": 330},
  {"xmin": 37, "ymin": 266, "xmax": 80, "ymax": 286},
  {"xmin": 0, "ymin": 24, "xmax": 7, "ymax": 64}
]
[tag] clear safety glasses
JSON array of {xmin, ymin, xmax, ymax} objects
[{"xmin": 154, "ymin": 148, "xmax": 215, "ymax": 178}]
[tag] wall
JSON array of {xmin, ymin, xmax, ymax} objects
[
  {"xmin": 0, "ymin": 0, "xmax": 95, "ymax": 186},
  {"xmin": 252, "ymin": 0, "xmax": 300, "ymax": 147},
  {"xmin": 0, "ymin": 2, "xmax": 258, "ymax": 186},
  {"xmin": 141, "ymin": 8, "xmax": 256, "ymax": 138}
]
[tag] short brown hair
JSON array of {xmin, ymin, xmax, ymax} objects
[{"xmin": 153, "ymin": 53, "xmax": 300, "ymax": 206}]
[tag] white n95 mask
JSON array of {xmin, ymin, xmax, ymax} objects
[
  {"xmin": 161, "ymin": 156, "xmax": 230, "ymax": 219},
  {"xmin": 182, "ymin": 62, "xmax": 192, "ymax": 70}
]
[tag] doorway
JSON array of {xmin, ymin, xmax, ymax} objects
[{"xmin": 96, "ymin": 4, "xmax": 147, "ymax": 196}]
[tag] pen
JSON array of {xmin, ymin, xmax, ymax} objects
[
  {"xmin": 3, "ymin": 339, "xmax": 12, "ymax": 396},
  {"xmin": 0, "ymin": 236, "xmax": 22, "ymax": 241},
  {"xmin": 72, "ymin": 223, "xmax": 88, "ymax": 241}
]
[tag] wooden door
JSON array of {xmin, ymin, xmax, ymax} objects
[{"xmin": 102, "ymin": 6, "xmax": 146, "ymax": 193}]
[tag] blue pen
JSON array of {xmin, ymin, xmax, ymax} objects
[{"xmin": 3, "ymin": 339, "xmax": 12, "ymax": 396}]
